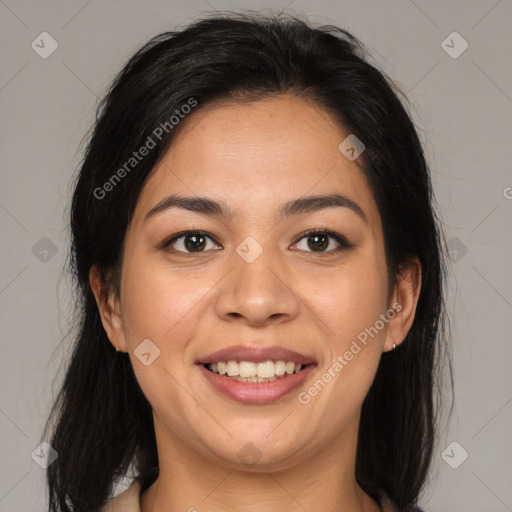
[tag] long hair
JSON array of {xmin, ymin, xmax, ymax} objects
[{"xmin": 41, "ymin": 12, "xmax": 450, "ymax": 511}]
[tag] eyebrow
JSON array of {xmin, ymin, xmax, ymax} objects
[{"xmin": 143, "ymin": 193, "xmax": 368, "ymax": 225}]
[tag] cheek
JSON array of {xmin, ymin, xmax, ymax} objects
[
  {"xmin": 119, "ymin": 257, "xmax": 210, "ymax": 419},
  {"xmin": 298, "ymin": 252, "xmax": 389, "ymax": 411},
  {"xmin": 119, "ymin": 254, "xmax": 207, "ymax": 342},
  {"xmin": 305, "ymin": 256, "xmax": 389, "ymax": 342}
]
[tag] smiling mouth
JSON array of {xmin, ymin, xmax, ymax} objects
[{"xmin": 203, "ymin": 360, "xmax": 309, "ymax": 383}]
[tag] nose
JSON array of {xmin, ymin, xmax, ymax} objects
[{"xmin": 214, "ymin": 245, "xmax": 300, "ymax": 327}]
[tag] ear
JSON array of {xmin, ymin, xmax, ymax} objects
[
  {"xmin": 89, "ymin": 264, "xmax": 128, "ymax": 352},
  {"xmin": 383, "ymin": 257, "xmax": 422, "ymax": 352}
]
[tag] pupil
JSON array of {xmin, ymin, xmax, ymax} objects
[
  {"xmin": 185, "ymin": 234, "xmax": 206, "ymax": 252},
  {"xmin": 308, "ymin": 234, "xmax": 328, "ymax": 251}
]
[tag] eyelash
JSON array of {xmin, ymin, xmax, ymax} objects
[{"xmin": 160, "ymin": 229, "xmax": 353, "ymax": 256}]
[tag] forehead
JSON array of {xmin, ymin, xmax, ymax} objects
[{"xmin": 132, "ymin": 95, "xmax": 380, "ymax": 230}]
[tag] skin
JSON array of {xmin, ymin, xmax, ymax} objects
[{"xmin": 90, "ymin": 95, "xmax": 421, "ymax": 512}]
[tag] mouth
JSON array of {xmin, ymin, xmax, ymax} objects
[
  {"xmin": 195, "ymin": 345, "xmax": 317, "ymax": 404},
  {"xmin": 196, "ymin": 344, "xmax": 316, "ymax": 367}
]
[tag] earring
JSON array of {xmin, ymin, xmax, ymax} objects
[{"xmin": 392, "ymin": 343, "xmax": 396, "ymax": 350}]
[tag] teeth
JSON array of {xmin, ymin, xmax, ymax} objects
[
  {"xmin": 207, "ymin": 360, "xmax": 304, "ymax": 379},
  {"xmin": 274, "ymin": 361, "xmax": 286, "ymax": 376},
  {"xmin": 239, "ymin": 361, "xmax": 256, "ymax": 378},
  {"xmin": 257, "ymin": 361, "xmax": 275, "ymax": 378},
  {"xmin": 233, "ymin": 376, "xmax": 279, "ymax": 383},
  {"xmin": 226, "ymin": 361, "xmax": 239, "ymax": 376}
]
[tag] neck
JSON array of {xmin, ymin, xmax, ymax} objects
[{"xmin": 140, "ymin": 414, "xmax": 381, "ymax": 512}]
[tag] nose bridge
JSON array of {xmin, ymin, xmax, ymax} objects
[{"xmin": 214, "ymin": 234, "xmax": 300, "ymax": 325}]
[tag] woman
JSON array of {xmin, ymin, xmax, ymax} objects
[{"xmin": 42, "ymin": 13, "xmax": 449, "ymax": 512}]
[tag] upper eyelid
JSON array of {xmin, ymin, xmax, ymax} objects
[
  {"xmin": 164, "ymin": 231, "xmax": 221, "ymax": 250},
  {"xmin": 164, "ymin": 229, "xmax": 348, "ymax": 252}
]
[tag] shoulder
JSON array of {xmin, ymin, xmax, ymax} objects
[
  {"xmin": 379, "ymin": 492, "xmax": 426, "ymax": 512},
  {"xmin": 99, "ymin": 479, "xmax": 142, "ymax": 512}
]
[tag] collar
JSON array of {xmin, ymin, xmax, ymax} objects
[{"xmin": 101, "ymin": 479, "xmax": 403, "ymax": 512}]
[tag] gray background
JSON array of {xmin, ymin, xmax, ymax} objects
[{"xmin": 1, "ymin": 0, "xmax": 511, "ymax": 511}]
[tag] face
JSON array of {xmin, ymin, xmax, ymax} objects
[{"xmin": 92, "ymin": 95, "xmax": 418, "ymax": 472}]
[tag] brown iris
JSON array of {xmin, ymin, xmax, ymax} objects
[
  {"xmin": 308, "ymin": 233, "xmax": 329, "ymax": 252},
  {"xmin": 184, "ymin": 234, "xmax": 207, "ymax": 252}
]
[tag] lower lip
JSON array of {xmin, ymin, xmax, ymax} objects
[{"xmin": 197, "ymin": 364, "xmax": 315, "ymax": 405}]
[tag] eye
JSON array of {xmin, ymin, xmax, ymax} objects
[
  {"xmin": 161, "ymin": 229, "xmax": 352, "ymax": 256},
  {"xmin": 293, "ymin": 229, "xmax": 352, "ymax": 254},
  {"xmin": 162, "ymin": 231, "xmax": 221, "ymax": 254}
]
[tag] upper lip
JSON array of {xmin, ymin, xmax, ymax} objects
[{"xmin": 196, "ymin": 345, "xmax": 316, "ymax": 365}]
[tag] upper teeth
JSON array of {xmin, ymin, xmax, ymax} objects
[{"xmin": 209, "ymin": 361, "xmax": 302, "ymax": 378}]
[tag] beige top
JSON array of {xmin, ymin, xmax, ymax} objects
[{"xmin": 99, "ymin": 479, "xmax": 404, "ymax": 512}]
